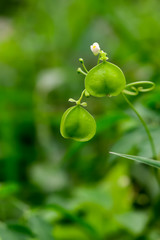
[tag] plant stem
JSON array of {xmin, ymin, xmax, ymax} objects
[
  {"xmin": 77, "ymin": 68, "xmax": 87, "ymax": 76},
  {"xmin": 76, "ymin": 89, "xmax": 86, "ymax": 105},
  {"xmin": 97, "ymin": 54, "xmax": 100, "ymax": 65},
  {"xmin": 82, "ymin": 62, "xmax": 88, "ymax": 73},
  {"xmin": 122, "ymin": 93, "xmax": 157, "ymax": 160}
]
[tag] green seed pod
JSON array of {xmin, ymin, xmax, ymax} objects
[
  {"xmin": 60, "ymin": 105, "xmax": 96, "ymax": 142},
  {"xmin": 85, "ymin": 61, "xmax": 126, "ymax": 97}
]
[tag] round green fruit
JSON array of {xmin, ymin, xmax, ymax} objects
[
  {"xmin": 85, "ymin": 61, "xmax": 126, "ymax": 97},
  {"xmin": 60, "ymin": 105, "xmax": 96, "ymax": 142}
]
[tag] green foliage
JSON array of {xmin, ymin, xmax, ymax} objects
[{"xmin": 110, "ymin": 152, "xmax": 160, "ymax": 169}]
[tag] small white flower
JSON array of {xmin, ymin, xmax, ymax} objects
[{"xmin": 90, "ymin": 42, "xmax": 100, "ymax": 56}]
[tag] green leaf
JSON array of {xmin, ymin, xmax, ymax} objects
[
  {"xmin": 7, "ymin": 224, "xmax": 34, "ymax": 237},
  {"xmin": 0, "ymin": 222, "xmax": 32, "ymax": 240},
  {"xmin": 28, "ymin": 215, "xmax": 54, "ymax": 240},
  {"xmin": 43, "ymin": 204, "xmax": 100, "ymax": 240},
  {"xmin": 109, "ymin": 152, "xmax": 160, "ymax": 169},
  {"xmin": 115, "ymin": 210, "xmax": 150, "ymax": 234}
]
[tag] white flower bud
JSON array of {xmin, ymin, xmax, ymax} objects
[{"xmin": 90, "ymin": 42, "xmax": 100, "ymax": 56}]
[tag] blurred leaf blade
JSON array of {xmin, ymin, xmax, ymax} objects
[
  {"xmin": 44, "ymin": 204, "xmax": 100, "ymax": 240},
  {"xmin": 110, "ymin": 152, "xmax": 160, "ymax": 169},
  {"xmin": 115, "ymin": 210, "xmax": 150, "ymax": 235},
  {"xmin": 0, "ymin": 222, "xmax": 33, "ymax": 240},
  {"xmin": 28, "ymin": 215, "xmax": 54, "ymax": 240}
]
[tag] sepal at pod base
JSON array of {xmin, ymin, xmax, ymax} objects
[
  {"xmin": 85, "ymin": 61, "xmax": 126, "ymax": 97},
  {"xmin": 60, "ymin": 105, "xmax": 96, "ymax": 142}
]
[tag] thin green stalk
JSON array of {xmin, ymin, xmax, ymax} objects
[
  {"xmin": 97, "ymin": 54, "xmax": 100, "ymax": 65},
  {"xmin": 82, "ymin": 62, "xmax": 88, "ymax": 73},
  {"xmin": 77, "ymin": 67, "xmax": 87, "ymax": 76},
  {"xmin": 76, "ymin": 89, "xmax": 86, "ymax": 105},
  {"xmin": 122, "ymin": 93, "xmax": 157, "ymax": 160}
]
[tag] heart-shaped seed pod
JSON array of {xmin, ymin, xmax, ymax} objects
[
  {"xmin": 85, "ymin": 61, "xmax": 126, "ymax": 97},
  {"xmin": 60, "ymin": 105, "xmax": 96, "ymax": 142}
]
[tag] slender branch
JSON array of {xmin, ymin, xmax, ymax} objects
[
  {"xmin": 82, "ymin": 61, "xmax": 88, "ymax": 73},
  {"xmin": 76, "ymin": 89, "xmax": 86, "ymax": 105},
  {"xmin": 122, "ymin": 93, "xmax": 157, "ymax": 160},
  {"xmin": 77, "ymin": 68, "xmax": 87, "ymax": 76},
  {"xmin": 79, "ymin": 59, "xmax": 88, "ymax": 73},
  {"xmin": 97, "ymin": 54, "xmax": 101, "ymax": 65}
]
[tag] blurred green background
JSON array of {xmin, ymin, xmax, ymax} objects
[{"xmin": 0, "ymin": 0, "xmax": 160, "ymax": 239}]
